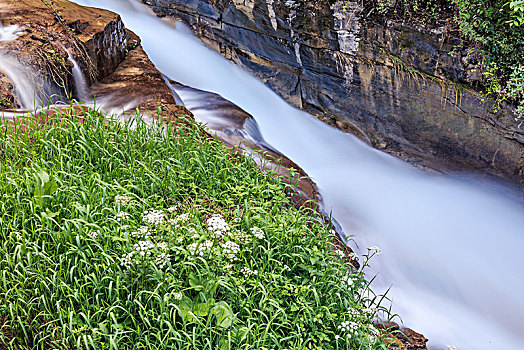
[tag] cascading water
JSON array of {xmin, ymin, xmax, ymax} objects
[
  {"xmin": 0, "ymin": 20, "xmax": 23, "ymax": 43},
  {"xmin": 65, "ymin": 49, "xmax": 91, "ymax": 102},
  {"xmin": 0, "ymin": 54, "xmax": 43, "ymax": 109},
  {"xmin": 0, "ymin": 20, "xmax": 68, "ymax": 109},
  {"xmin": 71, "ymin": 1, "xmax": 524, "ymax": 349}
]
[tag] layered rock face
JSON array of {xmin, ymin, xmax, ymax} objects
[{"xmin": 142, "ymin": 0, "xmax": 524, "ymax": 185}]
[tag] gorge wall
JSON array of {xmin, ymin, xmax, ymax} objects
[{"xmin": 142, "ymin": 0, "xmax": 524, "ymax": 185}]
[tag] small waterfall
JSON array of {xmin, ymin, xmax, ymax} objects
[
  {"xmin": 70, "ymin": 1, "xmax": 524, "ymax": 349},
  {"xmin": 0, "ymin": 54, "xmax": 41, "ymax": 108},
  {"xmin": 66, "ymin": 49, "xmax": 91, "ymax": 102},
  {"xmin": 0, "ymin": 21, "xmax": 24, "ymax": 43}
]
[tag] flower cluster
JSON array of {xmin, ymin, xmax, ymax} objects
[
  {"xmin": 90, "ymin": 231, "xmax": 98, "ymax": 239},
  {"xmin": 169, "ymin": 213, "xmax": 190, "ymax": 226},
  {"xmin": 368, "ymin": 246, "xmax": 382, "ymax": 255},
  {"xmin": 338, "ymin": 320, "xmax": 359, "ymax": 335},
  {"xmin": 157, "ymin": 242, "xmax": 168, "ymax": 251},
  {"xmin": 143, "ymin": 210, "xmax": 165, "ymax": 225},
  {"xmin": 115, "ymin": 195, "xmax": 132, "ymax": 206},
  {"xmin": 251, "ymin": 226, "xmax": 265, "ymax": 239},
  {"xmin": 207, "ymin": 214, "xmax": 230, "ymax": 238},
  {"xmin": 187, "ymin": 240, "xmax": 213, "ymax": 256},
  {"xmin": 231, "ymin": 230, "xmax": 251, "ymax": 245},
  {"xmin": 334, "ymin": 249, "xmax": 345, "ymax": 259},
  {"xmin": 130, "ymin": 226, "xmax": 150, "ymax": 238},
  {"xmin": 167, "ymin": 205, "xmax": 178, "ymax": 213},
  {"xmin": 221, "ymin": 241, "xmax": 240, "ymax": 262},
  {"xmin": 155, "ymin": 253, "xmax": 170, "ymax": 269},
  {"xmin": 134, "ymin": 240, "xmax": 155, "ymax": 256},
  {"xmin": 173, "ymin": 292, "xmax": 183, "ymax": 300},
  {"xmin": 120, "ymin": 251, "xmax": 136, "ymax": 268},
  {"xmin": 115, "ymin": 211, "xmax": 129, "ymax": 221},
  {"xmin": 240, "ymin": 266, "xmax": 258, "ymax": 278}
]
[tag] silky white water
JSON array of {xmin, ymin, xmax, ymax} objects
[
  {"xmin": 0, "ymin": 20, "xmax": 23, "ymax": 43},
  {"xmin": 0, "ymin": 54, "xmax": 43, "ymax": 108},
  {"xmin": 66, "ymin": 49, "xmax": 91, "ymax": 102},
  {"xmin": 72, "ymin": 1, "xmax": 524, "ymax": 348}
]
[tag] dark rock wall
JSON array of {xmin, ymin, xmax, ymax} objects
[{"xmin": 142, "ymin": 0, "xmax": 523, "ymax": 184}]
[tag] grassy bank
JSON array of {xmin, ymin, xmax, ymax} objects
[{"xmin": 0, "ymin": 106, "xmax": 388, "ymax": 349}]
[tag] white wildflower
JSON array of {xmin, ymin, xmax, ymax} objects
[
  {"xmin": 334, "ymin": 249, "xmax": 345, "ymax": 259},
  {"xmin": 341, "ymin": 274, "xmax": 354, "ymax": 288},
  {"xmin": 115, "ymin": 211, "xmax": 129, "ymax": 221},
  {"xmin": 251, "ymin": 226, "xmax": 265, "ymax": 239},
  {"xmin": 120, "ymin": 251, "xmax": 136, "ymax": 269},
  {"xmin": 130, "ymin": 226, "xmax": 150, "ymax": 237},
  {"xmin": 90, "ymin": 231, "xmax": 98, "ymax": 239},
  {"xmin": 120, "ymin": 225, "xmax": 130, "ymax": 231},
  {"xmin": 115, "ymin": 195, "xmax": 132, "ymax": 206},
  {"xmin": 221, "ymin": 241, "xmax": 240, "ymax": 262},
  {"xmin": 157, "ymin": 242, "xmax": 169, "ymax": 251},
  {"xmin": 155, "ymin": 252, "xmax": 170, "ymax": 269},
  {"xmin": 173, "ymin": 292, "xmax": 183, "ymax": 300},
  {"xmin": 187, "ymin": 240, "xmax": 213, "ymax": 256},
  {"xmin": 207, "ymin": 214, "xmax": 230, "ymax": 238},
  {"xmin": 175, "ymin": 236, "xmax": 184, "ymax": 243},
  {"xmin": 143, "ymin": 210, "xmax": 165, "ymax": 225},
  {"xmin": 348, "ymin": 252, "xmax": 358, "ymax": 261},
  {"xmin": 240, "ymin": 266, "xmax": 258, "ymax": 278},
  {"xmin": 134, "ymin": 240, "xmax": 155, "ymax": 256},
  {"xmin": 338, "ymin": 320, "xmax": 359, "ymax": 333},
  {"xmin": 169, "ymin": 213, "xmax": 190, "ymax": 226},
  {"xmin": 167, "ymin": 206, "xmax": 178, "ymax": 213},
  {"xmin": 368, "ymin": 246, "xmax": 382, "ymax": 255}
]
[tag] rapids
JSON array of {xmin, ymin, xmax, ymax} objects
[{"xmin": 12, "ymin": 0, "xmax": 524, "ymax": 348}]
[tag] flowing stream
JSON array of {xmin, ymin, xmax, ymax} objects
[{"xmin": 13, "ymin": 0, "xmax": 524, "ymax": 348}]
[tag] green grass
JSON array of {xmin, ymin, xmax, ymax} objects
[{"xmin": 0, "ymin": 106, "xmax": 390, "ymax": 349}]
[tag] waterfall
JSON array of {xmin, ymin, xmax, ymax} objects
[
  {"xmin": 0, "ymin": 21, "xmax": 23, "ymax": 43},
  {"xmin": 70, "ymin": 1, "xmax": 524, "ymax": 349},
  {"xmin": 66, "ymin": 49, "xmax": 91, "ymax": 102},
  {"xmin": 0, "ymin": 54, "xmax": 42, "ymax": 109}
]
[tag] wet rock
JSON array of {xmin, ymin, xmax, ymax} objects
[
  {"xmin": 375, "ymin": 322, "xmax": 428, "ymax": 350},
  {"xmin": 141, "ymin": 0, "xmax": 524, "ymax": 186},
  {"xmin": 0, "ymin": 71, "xmax": 16, "ymax": 108},
  {"xmin": 0, "ymin": 0, "xmax": 128, "ymax": 106}
]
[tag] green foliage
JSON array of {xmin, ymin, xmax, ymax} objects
[
  {"xmin": 332, "ymin": 0, "xmax": 524, "ymax": 119},
  {"xmin": 0, "ymin": 107, "xmax": 392, "ymax": 349},
  {"xmin": 507, "ymin": 0, "xmax": 524, "ymax": 26}
]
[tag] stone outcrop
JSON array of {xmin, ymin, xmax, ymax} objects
[
  {"xmin": 0, "ymin": 0, "xmax": 129, "ymax": 105},
  {"xmin": 142, "ymin": 0, "xmax": 524, "ymax": 186}
]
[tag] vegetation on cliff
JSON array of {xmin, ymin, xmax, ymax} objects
[
  {"xmin": 331, "ymin": 0, "xmax": 524, "ymax": 123},
  {"xmin": 0, "ymin": 106, "xmax": 391, "ymax": 349}
]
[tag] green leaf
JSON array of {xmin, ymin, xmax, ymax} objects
[
  {"xmin": 193, "ymin": 302, "xmax": 210, "ymax": 317},
  {"xmin": 211, "ymin": 301, "xmax": 234, "ymax": 328},
  {"xmin": 188, "ymin": 273, "xmax": 204, "ymax": 291}
]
